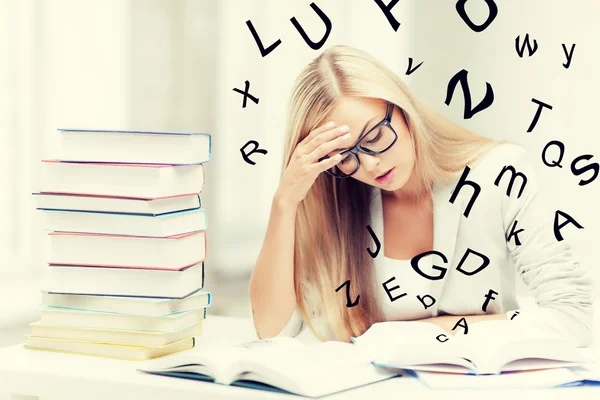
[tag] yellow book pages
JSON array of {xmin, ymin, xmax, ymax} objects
[
  {"xmin": 24, "ymin": 336, "xmax": 195, "ymax": 361},
  {"xmin": 28, "ymin": 321, "xmax": 203, "ymax": 347}
]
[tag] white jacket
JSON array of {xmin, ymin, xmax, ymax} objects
[{"xmin": 266, "ymin": 143, "xmax": 596, "ymax": 346}]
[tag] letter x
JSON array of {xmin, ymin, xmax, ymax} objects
[{"xmin": 232, "ymin": 80, "xmax": 259, "ymax": 108}]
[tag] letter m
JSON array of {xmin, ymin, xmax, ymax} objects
[{"xmin": 494, "ymin": 165, "xmax": 527, "ymax": 199}]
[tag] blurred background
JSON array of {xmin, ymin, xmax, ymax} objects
[{"xmin": 1, "ymin": 0, "xmax": 599, "ymax": 347}]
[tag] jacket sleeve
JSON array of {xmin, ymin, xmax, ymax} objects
[
  {"xmin": 275, "ymin": 308, "xmax": 306, "ymax": 337},
  {"xmin": 500, "ymin": 145, "xmax": 596, "ymax": 347}
]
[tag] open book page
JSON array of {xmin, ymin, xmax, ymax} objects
[
  {"xmin": 413, "ymin": 367, "xmax": 583, "ymax": 389},
  {"xmin": 351, "ymin": 321, "xmax": 477, "ymax": 372},
  {"xmin": 570, "ymin": 364, "xmax": 600, "ymax": 382},
  {"xmin": 450, "ymin": 320, "xmax": 586, "ymax": 374},
  {"xmin": 138, "ymin": 336, "xmax": 306, "ymax": 382},
  {"xmin": 138, "ymin": 336, "xmax": 399, "ymax": 396},
  {"xmin": 351, "ymin": 319, "xmax": 586, "ymax": 375},
  {"xmin": 228, "ymin": 340, "xmax": 400, "ymax": 397},
  {"xmin": 570, "ymin": 347, "xmax": 600, "ymax": 382}
]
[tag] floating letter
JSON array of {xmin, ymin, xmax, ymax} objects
[
  {"xmin": 232, "ymin": 80, "xmax": 259, "ymax": 108},
  {"xmin": 417, "ymin": 294, "xmax": 436, "ymax": 310},
  {"xmin": 444, "ymin": 69, "xmax": 494, "ymax": 119},
  {"xmin": 382, "ymin": 277, "xmax": 408, "ymax": 302},
  {"xmin": 456, "ymin": 248, "xmax": 490, "ymax": 276},
  {"xmin": 482, "ymin": 289, "xmax": 498, "ymax": 312},
  {"xmin": 554, "ymin": 210, "xmax": 584, "ymax": 242},
  {"xmin": 335, "ymin": 280, "xmax": 360, "ymax": 308},
  {"xmin": 240, "ymin": 140, "xmax": 268, "ymax": 165},
  {"xmin": 452, "ymin": 317, "xmax": 469, "ymax": 335},
  {"xmin": 411, "ymin": 251, "xmax": 448, "ymax": 281}
]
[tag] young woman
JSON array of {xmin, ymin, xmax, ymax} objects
[{"xmin": 249, "ymin": 45, "xmax": 594, "ymax": 346}]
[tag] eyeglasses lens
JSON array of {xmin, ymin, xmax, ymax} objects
[{"xmin": 329, "ymin": 125, "xmax": 396, "ymax": 177}]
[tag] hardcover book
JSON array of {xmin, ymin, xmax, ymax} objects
[
  {"xmin": 39, "ymin": 160, "xmax": 205, "ymax": 198},
  {"xmin": 58, "ymin": 128, "xmax": 211, "ymax": 165}
]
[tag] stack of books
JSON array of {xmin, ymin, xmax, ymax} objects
[{"xmin": 26, "ymin": 128, "xmax": 212, "ymax": 361}]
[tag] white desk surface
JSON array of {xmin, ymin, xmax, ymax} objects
[{"xmin": 0, "ymin": 315, "xmax": 599, "ymax": 400}]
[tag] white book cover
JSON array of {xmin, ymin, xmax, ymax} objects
[
  {"xmin": 39, "ymin": 160, "xmax": 205, "ymax": 198},
  {"xmin": 42, "ymin": 208, "xmax": 208, "ymax": 237},
  {"xmin": 33, "ymin": 192, "xmax": 202, "ymax": 215},
  {"xmin": 41, "ymin": 288, "xmax": 211, "ymax": 315},
  {"xmin": 58, "ymin": 128, "xmax": 211, "ymax": 165},
  {"xmin": 48, "ymin": 230, "xmax": 206, "ymax": 270},
  {"xmin": 42, "ymin": 262, "xmax": 205, "ymax": 298}
]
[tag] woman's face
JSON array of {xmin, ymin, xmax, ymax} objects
[{"xmin": 324, "ymin": 97, "xmax": 417, "ymax": 195}]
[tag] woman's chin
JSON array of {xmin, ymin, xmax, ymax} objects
[{"xmin": 379, "ymin": 166, "xmax": 415, "ymax": 192}]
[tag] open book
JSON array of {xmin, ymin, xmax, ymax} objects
[
  {"xmin": 351, "ymin": 320, "xmax": 589, "ymax": 375},
  {"xmin": 138, "ymin": 320, "xmax": 592, "ymax": 396},
  {"xmin": 138, "ymin": 337, "xmax": 402, "ymax": 397}
]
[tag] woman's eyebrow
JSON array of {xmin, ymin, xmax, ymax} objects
[{"xmin": 332, "ymin": 116, "xmax": 377, "ymax": 152}]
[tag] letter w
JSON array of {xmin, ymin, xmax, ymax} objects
[{"xmin": 515, "ymin": 33, "xmax": 539, "ymax": 58}]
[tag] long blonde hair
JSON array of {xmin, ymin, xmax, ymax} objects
[{"xmin": 281, "ymin": 45, "xmax": 515, "ymax": 342}]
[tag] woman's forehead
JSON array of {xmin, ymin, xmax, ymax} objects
[
  {"xmin": 324, "ymin": 97, "xmax": 387, "ymax": 123},
  {"xmin": 319, "ymin": 98, "xmax": 389, "ymax": 145}
]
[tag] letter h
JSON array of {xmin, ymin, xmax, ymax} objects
[{"xmin": 451, "ymin": 165, "xmax": 480, "ymax": 218}]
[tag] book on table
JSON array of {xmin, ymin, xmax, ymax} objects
[
  {"xmin": 38, "ymin": 305, "xmax": 207, "ymax": 331},
  {"xmin": 43, "ymin": 262, "xmax": 205, "ymax": 298},
  {"xmin": 57, "ymin": 128, "xmax": 211, "ymax": 165},
  {"xmin": 28, "ymin": 321, "xmax": 203, "ymax": 347},
  {"xmin": 29, "ymin": 128, "xmax": 212, "ymax": 362},
  {"xmin": 41, "ymin": 288, "xmax": 211, "ymax": 315},
  {"xmin": 398, "ymin": 349, "xmax": 600, "ymax": 389},
  {"xmin": 24, "ymin": 335, "xmax": 195, "ymax": 361},
  {"xmin": 48, "ymin": 230, "xmax": 206, "ymax": 270},
  {"xmin": 39, "ymin": 160, "xmax": 205, "ymax": 198},
  {"xmin": 32, "ymin": 192, "xmax": 202, "ymax": 215},
  {"xmin": 41, "ymin": 207, "xmax": 208, "ymax": 237},
  {"xmin": 138, "ymin": 337, "xmax": 402, "ymax": 398},
  {"xmin": 351, "ymin": 320, "xmax": 590, "ymax": 375},
  {"xmin": 405, "ymin": 365, "xmax": 600, "ymax": 389},
  {"xmin": 138, "ymin": 320, "xmax": 594, "ymax": 396}
]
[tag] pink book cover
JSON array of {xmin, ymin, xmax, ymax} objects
[
  {"xmin": 36, "ymin": 191, "xmax": 202, "ymax": 200},
  {"xmin": 34, "ymin": 192, "xmax": 200, "ymax": 201},
  {"xmin": 41, "ymin": 159, "xmax": 205, "ymax": 168}
]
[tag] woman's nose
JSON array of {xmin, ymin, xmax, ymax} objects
[{"xmin": 358, "ymin": 153, "xmax": 380, "ymax": 176}]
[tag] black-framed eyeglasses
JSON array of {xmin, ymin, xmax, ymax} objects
[{"xmin": 319, "ymin": 101, "xmax": 398, "ymax": 179}]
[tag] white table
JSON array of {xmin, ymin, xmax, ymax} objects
[{"xmin": 0, "ymin": 315, "xmax": 599, "ymax": 400}]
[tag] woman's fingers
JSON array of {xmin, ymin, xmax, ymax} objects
[
  {"xmin": 307, "ymin": 130, "xmax": 352, "ymax": 163},
  {"xmin": 315, "ymin": 152, "xmax": 343, "ymax": 172},
  {"xmin": 304, "ymin": 125, "xmax": 350, "ymax": 158},
  {"xmin": 303, "ymin": 121, "xmax": 336, "ymax": 143}
]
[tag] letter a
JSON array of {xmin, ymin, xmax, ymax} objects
[{"xmin": 452, "ymin": 317, "xmax": 469, "ymax": 335}]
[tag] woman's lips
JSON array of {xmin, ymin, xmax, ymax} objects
[{"xmin": 376, "ymin": 168, "xmax": 395, "ymax": 184}]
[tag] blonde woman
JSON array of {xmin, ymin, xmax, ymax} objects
[{"xmin": 249, "ymin": 45, "xmax": 594, "ymax": 346}]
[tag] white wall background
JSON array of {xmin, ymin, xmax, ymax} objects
[{"xmin": 1, "ymin": 0, "xmax": 598, "ymax": 345}]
